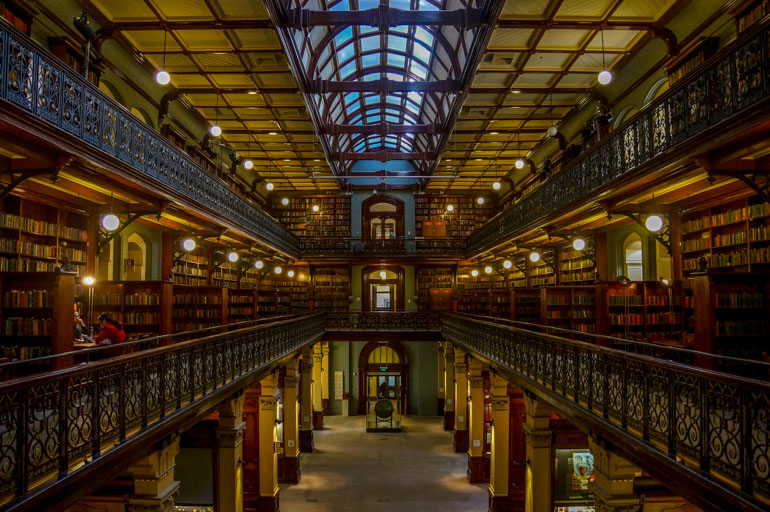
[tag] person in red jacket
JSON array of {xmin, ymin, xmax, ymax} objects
[{"xmin": 94, "ymin": 314, "xmax": 126, "ymax": 355}]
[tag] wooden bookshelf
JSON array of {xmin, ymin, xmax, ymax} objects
[
  {"xmin": 173, "ymin": 250, "xmax": 210, "ymax": 287},
  {"xmin": 529, "ymin": 258, "xmax": 555, "ymax": 287},
  {"xmin": 732, "ymin": 0, "xmax": 770, "ymax": 34},
  {"xmin": 48, "ymin": 36, "xmax": 102, "ymax": 85},
  {"xmin": 414, "ymin": 195, "xmax": 496, "ymax": 238},
  {"xmin": 312, "ymin": 267, "xmax": 350, "ymax": 313},
  {"xmin": 89, "ymin": 281, "xmax": 172, "ymax": 339},
  {"xmin": 172, "ymin": 285, "xmax": 228, "ymax": 332},
  {"xmin": 692, "ymin": 273, "xmax": 769, "ymax": 365},
  {"xmin": 605, "ymin": 281, "xmax": 682, "ymax": 345},
  {"xmin": 0, "ymin": 0, "xmax": 35, "ymax": 35},
  {"xmin": 229, "ymin": 289, "xmax": 257, "ymax": 322},
  {"xmin": 0, "ymin": 195, "xmax": 89, "ymax": 276},
  {"xmin": 681, "ymin": 197, "xmax": 770, "ymax": 274},
  {"xmin": 558, "ymin": 247, "xmax": 596, "ymax": 284},
  {"xmin": 512, "ymin": 288, "xmax": 540, "ymax": 322},
  {"xmin": 665, "ymin": 37, "xmax": 718, "ymax": 86},
  {"xmin": 270, "ymin": 196, "xmax": 351, "ymax": 238},
  {"xmin": 213, "ymin": 260, "xmax": 240, "ymax": 289},
  {"xmin": 416, "ymin": 267, "xmax": 453, "ymax": 311},
  {"xmin": 0, "ymin": 271, "xmax": 75, "ymax": 366}
]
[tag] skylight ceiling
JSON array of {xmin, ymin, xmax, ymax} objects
[{"xmin": 267, "ymin": 0, "xmax": 502, "ymax": 181}]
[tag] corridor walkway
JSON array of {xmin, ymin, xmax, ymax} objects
[{"xmin": 280, "ymin": 415, "xmax": 488, "ymax": 512}]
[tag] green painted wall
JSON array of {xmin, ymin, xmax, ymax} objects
[
  {"xmin": 328, "ymin": 341, "xmax": 438, "ymax": 417},
  {"xmin": 350, "ymin": 265, "xmax": 416, "ymax": 311},
  {"xmin": 606, "ymin": 224, "xmax": 658, "ymax": 282}
]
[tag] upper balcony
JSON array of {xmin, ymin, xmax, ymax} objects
[
  {"xmin": 0, "ymin": 19, "xmax": 300, "ymax": 258},
  {"xmin": 467, "ymin": 19, "xmax": 770, "ymax": 256},
  {"xmin": 300, "ymin": 237, "xmax": 465, "ymax": 258}
]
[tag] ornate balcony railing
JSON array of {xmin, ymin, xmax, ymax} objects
[
  {"xmin": 441, "ymin": 313, "xmax": 770, "ymax": 512},
  {"xmin": 0, "ymin": 314, "xmax": 325, "ymax": 510},
  {"xmin": 0, "ymin": 20, "xmax": 300, "ymax": 257},
  {"xmin": 467, "ymin": 21, "xmax": 770, "ymax": 255},
  {"xmin": 300, "ymin": 237, "xmax": 465, "ymax": 257},
  {"xmin": 326, "ymin": 312, "xmax": 442, "ymax": 331}
]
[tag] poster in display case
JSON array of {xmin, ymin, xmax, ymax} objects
[{"xmin": 554, "ymin": 448, "xmax": 595, "ymax": 510}]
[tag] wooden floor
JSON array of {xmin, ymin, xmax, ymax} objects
[{"xmin": 280, "ymin": 415, "xmax": 488, "ymax": 512}]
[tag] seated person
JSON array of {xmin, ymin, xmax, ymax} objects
[
  {"xmin": 74, "ymin": 311, "xmax": 87, "ymax": 339},
  {"xmin": 84, "ymin": 314, "xmax": 126, "ymax": 355}
]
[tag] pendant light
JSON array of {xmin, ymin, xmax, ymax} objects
[
  {"xmin": 243, "ymin": 135, "xmax": 253, "ymax": 169},
  {"xmin": 182, "ymin": 237, "xmax": 196, "ymax": 252},
  {"xmin": 514, "ymin": 131, "xmax": 525, "ymax": 169},
  {"xmin": 155, "ymin": 29, "xmax": 170, "ymax": 85},
  {"xmin": 598, "ymin": 29, "xmax": 613, "ymax": 85},
  {"xmin": 210, "ymin": 93, "xmax": 222, "ymax": 137},
  {"xmin": 547, "ymin": 92, "xmax": 558, "ymax": 137},
  {"xmin": 101, "ymin": 193, "xmax": 119, "ymax": 231}
]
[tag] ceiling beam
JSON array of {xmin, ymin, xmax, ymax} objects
[
  {"xmin": 495, "ymin": 19, "xmax": 654, "ymax": 30},
  {"xmin": 280, "ymin": 6, "xmax": 485, "ymax": 29},
  {"xmin": 310, "ymin": 78, "xmax": 460, "ymax": 94},
  {"xmin": 327, "ymin": 123, "xmax": 440, "ymax": 135},
  {"xmin": 111, "ymin": 20, "xmax": 275, "ymax": 30},
  {"xmin": 331, "ymin": 151, "xmax": 431, "ymax": 161}
]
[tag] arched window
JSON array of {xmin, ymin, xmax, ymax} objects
[
  {"xmin": 362, "ymin": 195, "xmax": 404, "ymax": 239},
  {"xmin": 623, "ymin": 233, "xmax": 644, "ymax": 281},
  {"xmin": 126, "ymin": 232, "xmax": 150, "ymax": 280}
]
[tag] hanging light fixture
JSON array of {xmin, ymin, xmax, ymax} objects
[
  {"xmin": 287, "ymin": 270, "xmax": 295, "ymax": 278},
  {"xmin": 243, "ymin": 134, "xmax": 253, "ymax": 169},
  {"xmin": 379, "ymin": 270, "xmax": 387, "ymax": 280},
  {"xmin": 281, "ymin": 197, "xmax": 289, "ymax": 205},
  {"xmin": 255, "ymin": 260, "xmax": 264, "ymax": 269},
  {"xmin": 598, "ymin": 29, "xmax": 613, "ymax": 85},
  {"xmin": 446, "ymin": 204, "xmax": 454, "ymax": 212},
  {"xmin": 266, "ymin": 182, "xmax": 274, "ymax": 191},
  {"xmin": 515, "ymin": 131, "xmax": 525, "ymax": 169},
  {"xmin": 572, "ymin": 237, "xmax": 586, "ymax": 251},
  {"xmin": 493, "ymin": 181, "xmax": 501, "ymax": 190},
  {"xmin": 101, "ymin": 193, "xmax": 119, "ymax": 231},
  {"xmin": 503, "ymin": 260, "xmax": 512, "ymax": 269},
  {"xmin": 484, "ymin": 266, "xmax": 493, "ymax": 274},
  {"xmin": 476, "ymin": 197, "xmax": 485, "ymax": 205},
  {"xmin": 210, "ymin": 93, "xmax": 222, "ymax": 137},
  {"xmin": 227, "ymin": 251, "xmax": 239, "ymax": 263},
  {"xmin": 471, "ymin": 269, "xmax": 479, "ymax": 277},
  {"xmin": 182, "ymin": 238, "xmax": 196, "ymax": 252},
  {"xmin": 274, "ymin": 266, "xmax": 283, "ymax": 274},
  {"xmin": 547, "ymin": 92, "xmax": 558, "ymax": 137},
  {"xmin": 312, "ymin": 204, "xmax": 320, "ymax": 213},
  {"xmin": 645, "ymin": 214, "xmax": 664, "ymax": 232},
  {"xmin": 529, "ymin": 251, "xmax": 541, "ymax": 263},
  {"xmin": 155, "ymin": 29, "xmax": 171, "ymax": 85}
]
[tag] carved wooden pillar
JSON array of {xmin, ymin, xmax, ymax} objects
[
  {"xmin": 127, "ymin": 437, "xmax": 181, "ymax": 512},
  {"xmin": 436, "ymin": 343, "xmax": 446, "ymax": 415},
  {"xmin": 312, "ymin": 343, "xmax": 324, "ymax": 430},
  {"xmin": 467, "ymin": 357, "xmax": 488, "ymax": 483},
  {"xmin": 278, "ymin": 359, "xmax": 301, "ymax": 484},
  {"xmin": 489, "ymin": 374, "xmax": 512, "ymax": 512},
  {"xmin": 216, "ymin": 393, "xmax": 246, "ymax": 512},
  {"xmin": 299, "ymin": 351, "xmax": 314, "ymax": 452},
  {"xmin": 524, "ymin": 393, "xmax": 552, "ymax": 512},
  {"xmin": 588, "ymin": 437, "xmax": 643, "ymax": 512},
  {"xmin": 453, "ymin": 347, "xmax": 468, "ymax": 453},
  {"xmin": 242, "ymin": 385, "xmax": 261, "ymax": 509},
  {"xmin": 258, "ymin": 374, "xmax": 279, "ymax": 512},
  {"xmin": 443, "ymin": 343, "xmax": 455, "ymax": 431},
  {"xmin": 508, "ymin": 387, "xmax": 526, "ymax": 510}
]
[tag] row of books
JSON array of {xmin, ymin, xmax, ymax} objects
[{"xmin": 3, "ymin": 290, "xmax": 54, "ymax": 308}]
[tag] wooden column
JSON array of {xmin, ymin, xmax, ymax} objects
[
  {"xmin": 216, "ymin": 392, "xmax": 246, "ymax": 512},
  {"xmin": 278, "ymin": 358, "xmax": 301, "ymax": 484},
  {"xmin": 299, "ymin": 351, "xmax": 314, "ymax": 452},
  {"xmin": 443, "ymin": 343, "xmax": 455, "ymax": 431},
  {"xmin": 436, "ymin": 342, "xmax": 446, "ymax": 416},
  {"xmin": 321, "ymin": 341, "xmax": 330, "ymax": 415},
  {"xmin": 588, "ymin": 437, "xmax": 643, "ymax": 512},
  {"xmin": 467, "ymin": 357, "xmax": 488, "ymax": 483},
  {"xmin": 312, "ymin": 343, "xmax": 324, "ymax": 429},
  {"xmin": 453, "ymin": 347, "xmax": 468, "ymax": 453},
  {"xmin": 524, "ymin": 393, "xmax": 552, "ymax": 512},
  {"xmin": 86, "ymin": 212, "xmax": 99, "ymax": 277},
  {"xmin": 161, "ymin": 231, "xmax": 174, "ymax": 282},
  {"xmin": 242, "ymin": 385, "xmax": 261, "ymax": 508},
  {"xmin": 258, "ymin": 374, "xmax": 279, "ymax": 512},
  {"xmin": 127, "ymin": 437, "xmax": 181, "ymax": 512},
  {"xmin": 489, "ymin": 374, "xmax": 513, "ymax": 512},
  {"xmin": 508, "ymin": 387, "xmax": 526, "ymax": 510}
]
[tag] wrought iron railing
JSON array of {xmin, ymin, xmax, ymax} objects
[
  {"xmin": 0, "ymin": 314, "xmax": 324, "ymax": 508},
  {"xmin": 0, "ymin": 20, "xmax": 300, "ymax": 257},
  {"xmin": 300, "ymin": 237, "xmax": 465, "ymax": 257},
  {"xmin": 467, "ymin": 20, "xmax": 770, "ymax": 255},
  {"xmin": 441, "ymin": 313, "xmax": 770, "ymax": 511},
  {"xmin": 326, "ymin": 312, "xmax": 441, "ymax": 330}
]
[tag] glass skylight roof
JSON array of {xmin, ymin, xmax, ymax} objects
[{"xmin": 285, "ymin": 0, "xmax": 485, "ymax": 174}]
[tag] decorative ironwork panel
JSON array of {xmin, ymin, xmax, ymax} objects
[
  {"xmin": 6, "ymin": 36, "xmax": 33, "ymax": 111},
  {"xmin": 61, "ymin": 75, "xmax": 82, "ymax": 136},
  {"xmin": 35, "ymin": 56, "xmax": 60, "ymax": 124},
  {"xmin": 669, "ymin": 89, "xmax": 686, "ymax": 145},
  {"xmin": 647, "ymin": 366, "xmax": 670, "ymax": 445},
  {"xmin": 0, "ymin": 391, "xmax": 18, "ymax": 497},
  {"xmin": 117, "ymin": 114, "xmax": 133, "ymax": 164},
  {"xmin": 101, "ymin": 103, "xmax": 117, "ymax": 155},
  {"xmin": 636, "ymin": 115, "xmax": 651, "ymax": 165},
  {"xmin": 708, "ymin": 56, "xmax": 735, "ymax": 123},
  {"xmin": 675, "ymin": 372, "xmax": 702, "ymax": 461},
  {"xmin": 26, "ymin": 382, "xmax": 60, "ymax": 482},
  {"xmin": 735, "ymin": 35, "xmax": 763, "ymax": 109},
  {"xmin": 708, "ymin": 381, "xmax": 742, "ymax": 481},
  {"xmin": 652, "ymin": 103, "xmax": 668, "ymax": 156},
  {"xmin": 686, "ymin": 74, "xmax": 708, "ymax": 136},
  {"xmin": 132, "ymin": 124, "xmax": 146, "ymax": 169},
  {"xmin": 750, "ymin": 388, "xmax": 770, "ymax": 498},
  {"xmin": 622, "ymin": 124, "xmax": 637, "ymax": 171},
  {"xmin": 83, "ymin": 90, "xmax": 101, "ymax": 146},
  {"xmin": 144, "ymin": 356, "xmax": 162, "ymax": 421},
  {"xmin": 66, "ymin": 373, "xmax": 94, "ymax": 463},
  {"xmin": 122, "ymin": 361, "xmax": 143, "ymax": 433}
]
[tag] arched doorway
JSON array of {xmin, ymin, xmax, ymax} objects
[
  {"xmin": 623, "ymin": 232, "xmax": 644, "ymax": 281},
  {"xmin": 357, "ymin": 341, "xmax": 408, "ymax": 431},
  {"xmin": 362, "ymin": 265, "xmax": 405, "ymax": 311},
  {"xmin": 126, "ymin": 232, "xmax": 150, "ymax": 280},
  {"xmin": 362, "ymin": 195, "xmax": 404, "ymax": 239}
]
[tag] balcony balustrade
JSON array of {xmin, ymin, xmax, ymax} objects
[{"xmin": 301, "ymin": 237, "xmax": 465, "ymax": 257}]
